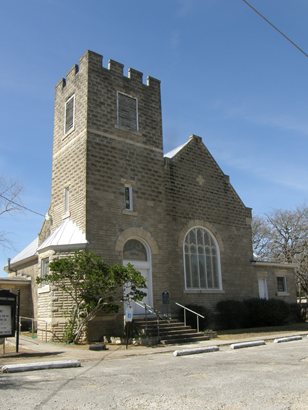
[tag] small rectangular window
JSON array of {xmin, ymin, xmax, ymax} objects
[
  {"xmin": 258, "ymin": 278, "xmax": 268, "ymax": 300},
  {"xmin": 277, "ymin": 276, "xmax": 287, "ymax": 293},
  {"xmin": 64, "ymin": 187, "xmax": 70, "ymax": 216},
  {"xmin": 65, "ymin": 95, "xmax": 75, "ymax": 134},
  {"xmin": 124, "ymin": 185, "xmax": 133, "ymax": 211},
  {"xmin": 117, "ymin": 92, "xmax": 138, "ymax": 131},
  {"xmin": 40, "ymin": 258, "xmax": 49, "ymax": 284}
]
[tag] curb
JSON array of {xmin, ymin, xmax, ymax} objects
[
  {"xmin": 274, "ymin": 336, "xmax": 302, "ymax": 344},
  {"xmin": 173, "ymin": 346, "xmax": 219, "ymax": 357},
  {"xmin": 230, "ymin": 340, "xmax": 266, "ymax": 350},
  {"xmin": 1, "ymin": 360, "xmax": 81, "ymax": 373}
]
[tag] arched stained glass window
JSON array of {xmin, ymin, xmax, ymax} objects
[
  {"xmin": 184, "ymin": 227, "xmax": 221, "ymax": 290},
  {"xmin": 123, "ymin": 239, "xmax": 148, "ymax": 261}
]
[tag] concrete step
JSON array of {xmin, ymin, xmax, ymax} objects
[
  {"xmin": 134, "ymin": 318, "xmax": 208, "ymax": 346},
  {"xmin": 160, "ymin": 335, "xmax": 211, "ymax": 345}
]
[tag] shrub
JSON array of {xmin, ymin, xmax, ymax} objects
[
  {"xmin": 178, "ymin": 304, "xmax": 210, "ymax": 330},
  {"xmin": 244, "ymin": 298, "xmax": 289, "ymax": 327},
  {"xmin": 288, "ymin": 303, "xmax": 307, "ymax": 323},
  {"xmin": 216, "ymin": 298, "xmax": 292, "ymax": 330},
  {"xmin": 216, "ymin": 300, "xmax": 249, "ymax": 329}
]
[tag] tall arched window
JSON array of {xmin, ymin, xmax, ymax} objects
[{"xmin": 184, "ymin": 227, "xmax": 222, "ymax": 290}]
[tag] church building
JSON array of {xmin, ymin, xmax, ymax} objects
[{"xmin": 3, "ymin": 51, "xmax": 296, "ymax": 341}]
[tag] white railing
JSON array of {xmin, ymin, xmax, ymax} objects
[
  {"xmin": 133, "ymin": 301, "xmax": 161, "ymax": 338},
  {"xmin": 175, "ymin": 302, "xmax": 205, "ymax": 332}
]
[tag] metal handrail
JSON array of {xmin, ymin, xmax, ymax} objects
[
  {"xmin": 133, "ymin": 301, "xmax": 161, "ymax": 339},
  {"xmin": 20, "ymin": 316, "xmax": 48, "ymax": 343},
  {"xmin": 175, "ymin": 302, "xmax": 205, "ymax": 333}
]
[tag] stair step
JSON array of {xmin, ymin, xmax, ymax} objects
[
  {"xmin": 134, "ymin": 317, "xmax": 209, "ymax": 346},
  {"xmin": 160, "ymin": 335, "xmax": 211, "ymax": 345},
  {"xmin": 138, "ymin": 324, "xmax": 191, "ymax": 331}
]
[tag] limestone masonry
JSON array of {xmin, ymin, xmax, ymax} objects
[{"xmin": 3, "ymin": 50, "xmax": 296, "ymax": 341}]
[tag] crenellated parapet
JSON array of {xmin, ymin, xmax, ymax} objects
[{"xmin": 55, "ymin": 50, "xmax": 160, "ymax": 91}]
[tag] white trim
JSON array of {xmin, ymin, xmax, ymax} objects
[
  {"xmin": 123, "ymin": 237, "xmax": 153, "ymax": 312},
  {"xmin": 64, "ymin": 94, "xmax": 75, "ymax": 136},
  {"xmin": 183, "ymin": 226, "xmax": 223, "ymax": 291},
  {"xmin": 38, "ymin": 285, "xmax": 50, "ymax": 294},
  {"xmin": 252, "ymin": 261, "xmax": 297, "ymax": 269}
]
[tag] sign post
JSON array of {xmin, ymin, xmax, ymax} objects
[
  {"xmin": 0, "ymin": 289, "xmax": 17, "ymax": 354},
  {"xmin": 124, "ymin": 305, "xmax": 134, "ymax": 349}
]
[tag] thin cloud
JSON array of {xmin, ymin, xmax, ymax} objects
[
  {"xmin": 217, "ymin": 149, "xmax": 308, "ymax": 193},
  {"xmin": 176, "ymin": 0, "xmax": 194, "ymax": 18},
  {"xmin": 220, "ymin": 103, "xmax": 308, "ymax": 137}
]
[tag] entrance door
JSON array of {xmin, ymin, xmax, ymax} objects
[
  {"xmin": 258, "ymin": 278, "xmax": 268, "ymax": 300},
  {"xmin": 123, "ymin": 239, "xmax": 153, "ymax": 317}
]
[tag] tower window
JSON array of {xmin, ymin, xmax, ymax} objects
[
  {"xmin": 64, "ymin": 95, "xmax": 75, "ymax": 134},
  {"xmin": 124, "ymin": 185, "xmax": 133, "ymax": 211},
  {"xmin": 117, "ymin": 92, "xmax": 138, "ymax": 131},
  {"xmin": 63, "ymin": 187, "xmax": 70, "ymax": 217}
]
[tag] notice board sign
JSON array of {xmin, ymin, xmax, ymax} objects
[
  {"xmin": 0, "ymin": 290, "xmax": 16, "ymax": 337},
  {"xmin": 125, "ymin": 306, "xmax": 134, "ymax": 322}
]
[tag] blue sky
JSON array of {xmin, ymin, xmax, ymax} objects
[{"xmin": 0, "ymin": 0, "xmax": 307, "ymax": 275}]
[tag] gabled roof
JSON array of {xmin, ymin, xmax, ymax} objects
[
  {"xmin": 164, "ymin": 138, "xmax": 192, "ymax": 159},
  {"xmin": 37, "ymin": 218, "xmax": 87, "ymax": 253},
  {"xmin": 10, "ymin": 237, "xmax": 39, "ymax": 265}
]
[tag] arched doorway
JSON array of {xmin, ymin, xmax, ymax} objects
[{"xmin": 123, "ymin": 238, "xmax": 153, "ymax": 316}]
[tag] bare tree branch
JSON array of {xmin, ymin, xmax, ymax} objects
[
  {"xmin": 0, "ymin": 176, "xmax": 23, "ymax": 247},
  {"xmin": 252, "ymin": 206, "xmax": 308, "ymax": 295}
]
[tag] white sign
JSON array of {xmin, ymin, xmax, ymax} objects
[
  {"xmin": 125, "ymin": 306, "xmax": 134, "ymax": 322},
  {"xmin": 0, "ymin": 305, "xmax": 12, "ymax": 336}
]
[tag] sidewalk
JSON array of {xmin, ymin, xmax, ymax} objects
[{"xmin": 1, "ymin": 328, "xmax": 308, "ymax": 367}]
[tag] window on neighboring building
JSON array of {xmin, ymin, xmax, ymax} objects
[
  {"xmin": 277, "ymin": 276, "xmax": 287, "ymax": 293},
  {"xmin": 124, "ymin": 185, "xmax": 133, "ymax": 211},
  {"xmin": 40, "ymin": 258, "xmax": 49, "ymax": 284},
  {"xmin": 64, "ymin": 95, "xmax": 75, "ymax": 134},
  {"xmin": 184, "ymin": 227, "xmax": 222, "ymax": 290},
  {"xmin": 117, "ymin": 92, "xmax": 138, "ymax": 131},
  {"xmin": 258, "ymin": 278, "xmax": 269, "ymax": 299},
  {"xmin": 63, "ymin": 186, "xmax": 70, "ymax": 217}
]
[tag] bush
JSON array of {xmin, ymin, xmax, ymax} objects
[
  {"xmin": 178, "ymin": 304, "xmax": 210, "ymax": 330},
  {"xmin": 216, "ymin": 298, "xmax": 292, "ymax": 330},
  {"xmin": 216, "ymin": 300, "xmax": 249, "ymax": 329},
  {"xmin": 244, "ymin": 298, "xmax": 289, "ymax": 327},
  {"xmin": 288, "ymin": 303, "xmax": 307, "ymax": 323}
]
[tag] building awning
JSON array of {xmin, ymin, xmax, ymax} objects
[
  {"xmin": 10, "ymin": 237, "xmax": 39, "ymax": 265},
  {"xmin": 37, "ymin": 218, "xmax": 87, "ymax": 254}
]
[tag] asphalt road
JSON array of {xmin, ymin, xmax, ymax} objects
[{"xmin": 1, "ymin": 338, "xmax": 308, "ymax": 410}]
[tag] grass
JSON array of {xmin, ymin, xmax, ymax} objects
[{"xmin": 216, "ymin": 322, "xmax": 308, "ymax": 341}]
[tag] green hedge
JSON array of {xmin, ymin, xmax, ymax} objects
[{"xmin": 216, "ymin": 298, "xmax": 296, "ymax": 330}]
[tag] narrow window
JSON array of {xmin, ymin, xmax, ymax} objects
[
  {"xmin": 124, "ymin": 185, "xmax": 133, "ymax": 211},
  {"xmin": 258, "ymin": 278, "xmax": 268, "ymax": 299},
  {"xmin": 117, "ymin": 92, "xmax": 138, "ymax": 131},
  {"xmin": 40, "ymin": 258, "xmax": 49, "ymax": 284},
  {"xmin": 64, "ymin": 187, "xmax": 70, "ymax": 216},
  {"xmin": 64, "ymin": 95, "xmax": 75, "ymax": 134},
  {"xmin": 277, "ymin": 276, "xmax": 287, "ymax": 293}
]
